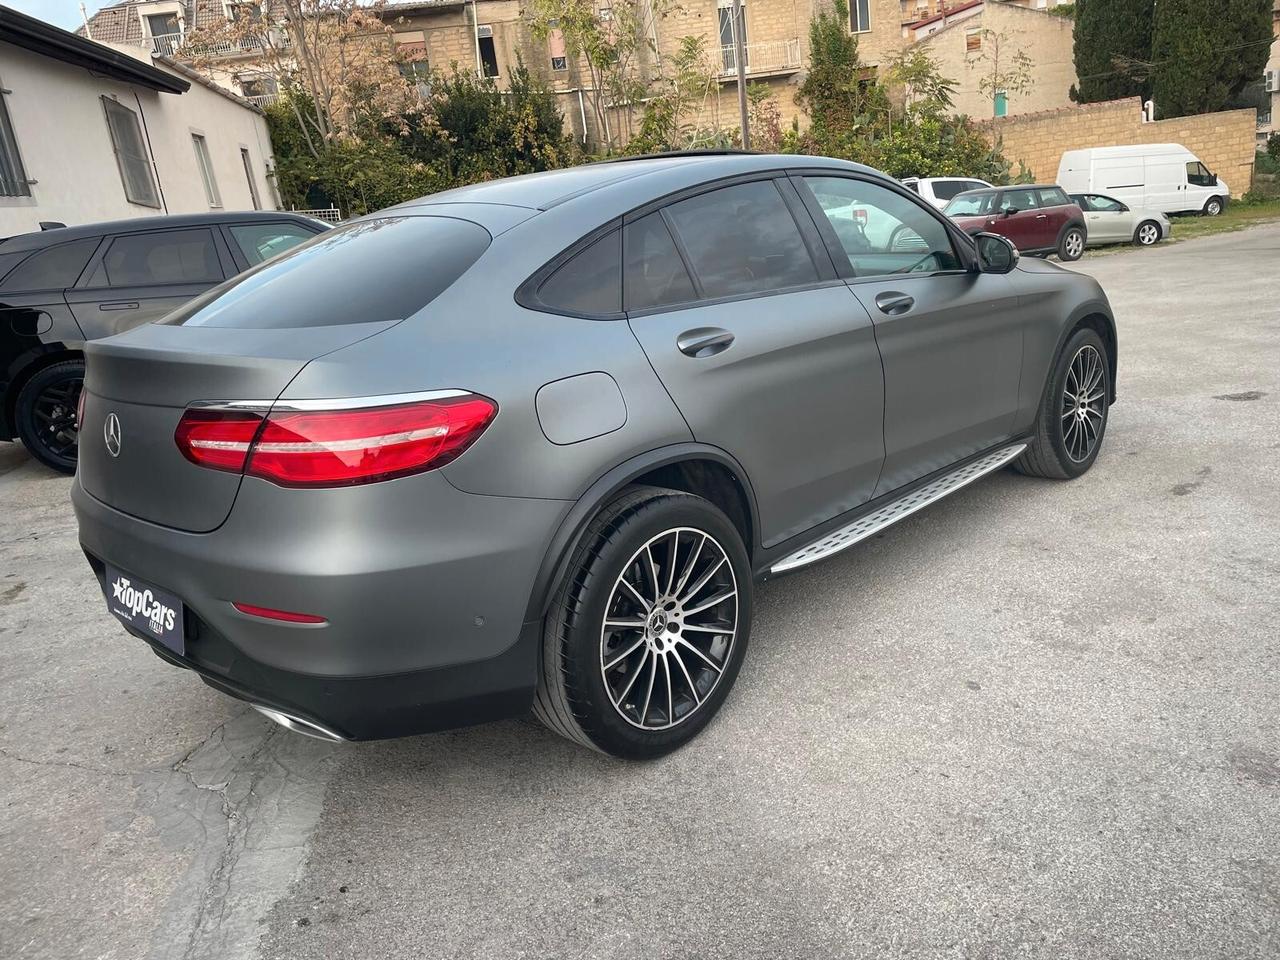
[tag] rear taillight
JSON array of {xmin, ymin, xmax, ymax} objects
[{"xmin": 175, "ymin": 394, "xmax": 496, "ymax": 487}]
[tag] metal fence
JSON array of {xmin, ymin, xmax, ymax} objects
[{"xmin": 291, "ymin": 207, "xmax": 343, "ymax": 223}]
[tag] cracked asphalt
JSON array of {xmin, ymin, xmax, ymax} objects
[{"xmin": 2, "ymin": 223, "xmax": 1278, "ymax": 959}]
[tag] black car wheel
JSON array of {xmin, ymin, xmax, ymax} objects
[
  {"xmin": 533, "ymin": 486, "xmax": 752, "ymax": 759},
  {"xmin": 1057, "ymin": 226, "xmax": 1086, "ymax": 262},
  {"xmin": 1015, "ymin": 328, "xmax": 1110, "ymax": 480},
  {"xmin": 15, "ymin": 360, "xmax": 84, "ymax": 475}
]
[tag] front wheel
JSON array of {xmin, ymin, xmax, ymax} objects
[
  {"xmin": 1057, "ymin": 226, "xmax": 1086, "ymax": 262},
  {"xmin": 15, "ymin": 360, "xmax": 84, "ymax": 474},
  {"xmin": 533, "ymin": 486, "xmax": 752, "ymax": 759},
  {"xmin": 1134, "ymin": 221, "xmax": 1162, "ymax": 246},
  {"xmin": 1014, "ymin": 328, "xmax": 1110, "ymax": 480},
  {"xmin": 1203, "ymin": 196, "xmax": 1224, "ymax": 217}
]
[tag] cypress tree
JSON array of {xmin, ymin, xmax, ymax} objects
[
  {"xmin": 1151, "ymin": 0, "xmax": 1272, "ymax": 118},
  {"xmin": 1070, "ymin": 0, "xmax": 1154, "ymax": 104}
]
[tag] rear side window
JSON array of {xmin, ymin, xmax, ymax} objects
[
  {"xmin": 228, "ymin": 222, "xmax": 319, "ymax": 266},
  {"xmin": 164, "ymin": 215, "xmax": 490, "ymax": 329},
  {"xmin": 1036, "ymin": 187, "xmax": 1071, "ymax": 207},
  {"xmin": 100, "ymin": 229, "xmax": 222, "ymax": 286},
  {"xmin": 0, "ymin": 238, "xmax": 99, "ymax": 292},
  {"xmin": 536, "ymin": 229, "xmax": 621, "ymax": 316},
  {"xmin": 663, "ymin": 180, "xmax": 818, "ymax": 299},
  {"xmin": 624, "ymin": 213, "xmax": 696, "ymax": 311}
]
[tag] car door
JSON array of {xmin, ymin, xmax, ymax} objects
[
  {"xmin": 794, "ymin": 173, "xmax": 1024, "ymax": 496},
  {"xmin": 992, "ymin": 188, "xmax": 1043, "ymax": 251},
  {"xmin": 625, "ymin": 177, "xmax": 886, "ymax": 547},
  {"xmin": 1080, "ymin": 194, "xmax": 1131, "ymax": 243},
  {"xmin": 1033, "ymin": 187, "xmax": 1077, "ymax": 248},
  {"xmin": 66, "ymin": 226, "xmax": 231, "ymax": 335}
]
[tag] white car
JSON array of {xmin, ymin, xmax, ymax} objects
[
  {"xmin": 1071, "ymin": 193, "xmax": 1172, "ymax": 247},
  {"xmin": 900, "ymin": 176, "xmax": 994, "ymax": 210}
]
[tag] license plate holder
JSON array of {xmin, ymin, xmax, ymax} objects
[{"xmin": 104, "ymin": 566, "xmax": 185, "ymax": 656}]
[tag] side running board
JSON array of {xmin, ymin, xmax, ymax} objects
[{"xmin": 770, "ymin": 443, "xmax": 1027, "ymax": 575}]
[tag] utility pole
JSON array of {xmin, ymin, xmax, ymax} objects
[{"xmin": 732, "ymin": 0, "xmax": 750, "ymax": 150}]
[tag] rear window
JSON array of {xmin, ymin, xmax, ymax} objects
[
  {"xmin": 930, "ymin": 180, "xmax": 970, "ymax": 202},
  {"xmin": 0, "ymin": 238, "xmax": 100, "ymax": 292},
  {"xmin": 164, "ymin": 216, "xmax": 491, "ymax": 329}
]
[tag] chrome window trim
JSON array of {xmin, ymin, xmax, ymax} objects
[{"xmin": 189, "ymin": 389, "xmax": 471, "ymax": 413}]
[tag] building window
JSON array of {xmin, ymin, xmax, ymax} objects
[
  {"xmin": 966, "ymin": 29, "xmax": 982, "ymax": 52},
  {"xmin": 477, "ymin": 25, "xmax": 499, "ymax": 78},
  {"xmin": 850, "ymin": 0, "xmax": 870, "ymax": 33},
  {"xmin": 718, "ymin": 1, "xmax": 748, "ymax": 73},
  {"xmin": 994, "ymin": 91, "xmax": 1007, "ymax": 117},
  {"xmin": 102, "ymin": 97, "xmax": 160, "ymax": 208},
  {"xmin": 399, "ymin": 60, "xmax": 430, "ymax": 81},
  {"xmin": 549, "ymin": 25, "xmax": 568, "ymax": 71},
  {"xmin": 240, "ymin": 148, "xmax": 261, "ymax": 210},
  {"xmin": 192, "ymin": 133, "xmax": 222, "ymax": 208},
  {"xmin": 0, "ymin": 83, "xmax": 30, "ymax": 198}
]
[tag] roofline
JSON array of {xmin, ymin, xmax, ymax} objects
[
  {"xmin": 908, "ymin": 0, "xmax": 983, "ymax": 31},
  {"xmin": 156, "ymin": 55, "xmax": 265, "ymax": 114},
  {"xmin": 0, "ymin": 4, "xmax": 189, "ymax": 94}
]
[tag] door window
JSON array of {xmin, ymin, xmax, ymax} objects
[
  {"xmin": 1086, "ymin": 195, "xmax": 1124, "ymax": 212},
  {"xmin": 228, "ymin": 223, "xmax": 318, "ymax": 266},
  {"xmin": 535, "ymin": 229, "xmax": 621, "ymax": 316},
  {"xmin": 624, "ymin": 212, "xmax": 696, "ymax": 311},
  {"xmin": 99, "ymin": 229, "xmax": 222, "ymax": 287},
  {"xmin": 0, "ymin": 238, "xmax": 100, "ymax": 292},
  {"xmin": 663, "ymin": 180, "xmax": 818, "ymax": 298},
  {"xmin": 803, "ymin": 176, "xmax": 961, "ymax": 277},
  {"xmin": 1001, "ymin": 188, "xmax": 1039, "ymax": 213},
  {"xmin": 1186, "ymin": 161, "xmax": 1215, "ymax": 187}
]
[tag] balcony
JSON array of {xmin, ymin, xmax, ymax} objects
[
  {"xmin": 147, "ymin": 31, "xmax": 288, "ymax": 59},
  {"xmin": 717, "ymin": 39, "xmax": 802, "ymax": 80},
  {"xmin": 245, "ymin": 93, "xmax": 280, "ymax": 107}
]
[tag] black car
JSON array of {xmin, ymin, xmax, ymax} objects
[{"xmin": 0, "ymin": 212, "xmax": 329, "ymax": 472}]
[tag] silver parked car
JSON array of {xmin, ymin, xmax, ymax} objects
[
  {"xmin": 1071, "ymin": 193, "xmax": 1172, "ymax": 247},
  {"xmin": 74, "ymin": 153, "xmax": 1117, "ymax": 759}
]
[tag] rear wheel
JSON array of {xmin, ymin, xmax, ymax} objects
[
  {"xmin": 1134, "ymin": 221, "xmax": 1161, "ymax": 246},
  {"xmin": 15, "ymin": 360, "xmax": 84, "ymax": 474},
  {"xmin": 1203, "ymin": 196, "xmax": 1224, "ymax": 217},
  {"xmin": 1014, "ymin": 328, "xmax": 1109, "ymax": 480},
  {"xmin": 1057, "ymin": 225, "xmax": 1086, "ymax": 262},
  {"xmin": 533, "ymin": 486, "xmax": 752, "ymax": 759}
]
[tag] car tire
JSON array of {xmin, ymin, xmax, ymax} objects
[
  {"xmin": 1014, "ymin": 327, "xmax": 1110, "ymax": 480},
  {"xmin": 1134, "ymin": 221, "xmax": 1162, "ymax": 246},
  {"xmin": 533, "ymin": 485, "xmax": 752, "ymax": 759},
  {"xmin": 15, "ymin": 360, "xmax": 84, "ymax": 475},
  {"xmin": 1203, "ymin": 196, "xmax": 1224, "ymax": 217},
  {"xmin": 1057, "ymin": 225, "xmax": 1086, "ymax": 262}
]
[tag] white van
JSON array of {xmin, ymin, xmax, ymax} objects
[{"xmin": 1057, "ymin": 144, "xmax": 1230, "ymax": 217}]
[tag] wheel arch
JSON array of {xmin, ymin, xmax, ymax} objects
[
  {"xmin": 2, "ymin": 343, "xmax": 84, "ymax": 440},
  {"xmin": 1063, "ymin": 308, "xmax": 1117, "ymax": 403},
  {"xmin": 522, "ymin": 444, "xmax": 761, "ymax": 622}
]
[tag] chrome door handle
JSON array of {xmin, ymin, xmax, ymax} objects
[
  {"xmin": 874, "ymin": 292, "xmax": 914, "ymax": 316},
  {"xmin": 1035, "ymin": 214, "xmax": 1048, "ymax": 220},
  {"xmin": 99, "ymin": 301, "xmax": 139, "ymax": 311},
  {"xmin": 676, "ymin": 327, "xmax": 735, "ymax": 358}
]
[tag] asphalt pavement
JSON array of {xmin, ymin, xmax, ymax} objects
[{"xmin": 1, "ymin": 223, "xmax": 1277, "ymax": 960}]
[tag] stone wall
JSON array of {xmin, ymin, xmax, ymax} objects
[{"xmin": 981, "ymin": 98, "xmax": 1258, "ymax": 197}]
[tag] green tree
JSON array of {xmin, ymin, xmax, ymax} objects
[
  {"xmin": 974, "ymin": 28, "xmax": 1034, "ymax": 117},
  {"xmin": 1070, "ymin": 0, "xmax": 1152, "ymax": 104},
  {"xmin": 1151, "ymin": 0, "xmax": 1272, "ymax": 118},
  {"xmin": 796, "ymin": 0, "xmax": 887, "ymax": 150},
  {"xmin": 628, "ymin": 35, "xmax": 723, "ymax": 153}
]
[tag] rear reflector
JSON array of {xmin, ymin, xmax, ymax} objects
[
  {"xmin": 233, "ymin": 602, "xmax": 327, "ymax": 624},
  {"xmin": 176, "ymin": 393, "xmax": 496, "ymax": 487}
]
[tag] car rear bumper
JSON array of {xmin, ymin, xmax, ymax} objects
[{"xmin": 73, "ymin": 472, "xmax": 571, "ymax": 740}]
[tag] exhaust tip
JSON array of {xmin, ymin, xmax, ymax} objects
[{"xmin": 252, "ymin": 704, "xmax": 346, "ymax": 742}]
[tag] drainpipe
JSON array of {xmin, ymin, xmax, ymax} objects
[
  {"xmin": 577, "ymin": 88, "xmax": 588, "ymax": 145},
  {"xmin": 471, "ymin": 0, "xmax": 482, "ymax": 80}
]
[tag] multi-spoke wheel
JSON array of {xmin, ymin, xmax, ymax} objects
[
  {"xmin": 1057, "ymin": 226, "xmax": 1086, "ymax": 262},
  {"xmin": 15, "ymin": 360, "xmax": 84, "ymax": 475},
  {"xmin": 1134, "ymin": 221, "xmax": 1161, "ymax": 246},
  {"xmin": 599, "ymin": 528, "xmax": 738, "ymax": 730},
  {"xmin": 533, "ymin": 486, "xmax": 752, "ymax": 759},
  {"xmin": 1015, "ymin": 328, "xmax": 1110, "ymax": 480},
  {"xmin": 1060, "ymin": 344, "xmax": 1106, "ymax": 463}
]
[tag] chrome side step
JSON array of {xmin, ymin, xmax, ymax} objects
[{"xmin": 770, "ymin": 443, "xmax": 1027, "ymax": 575}]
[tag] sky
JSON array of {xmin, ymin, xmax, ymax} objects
[{"xmin": 6, "ymin": 0, "xmax": 99, "ymax": 31}]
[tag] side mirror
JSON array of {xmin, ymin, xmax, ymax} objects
[
  {"xmin": 1001, "ymin": 206, "xmax": 1019, "ymax": 217},
  {"xmin": 974, "ymin": 232, "xmax": 1019, "ymax": 274}
]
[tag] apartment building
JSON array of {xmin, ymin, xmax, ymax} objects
[
  {"xmin": 1261, "ymin": 0, "xmax": 1280, "ymax": 143},
  {"xmin": 1, "ymin": 5, "xmax": 278, "ymax": 236}
]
